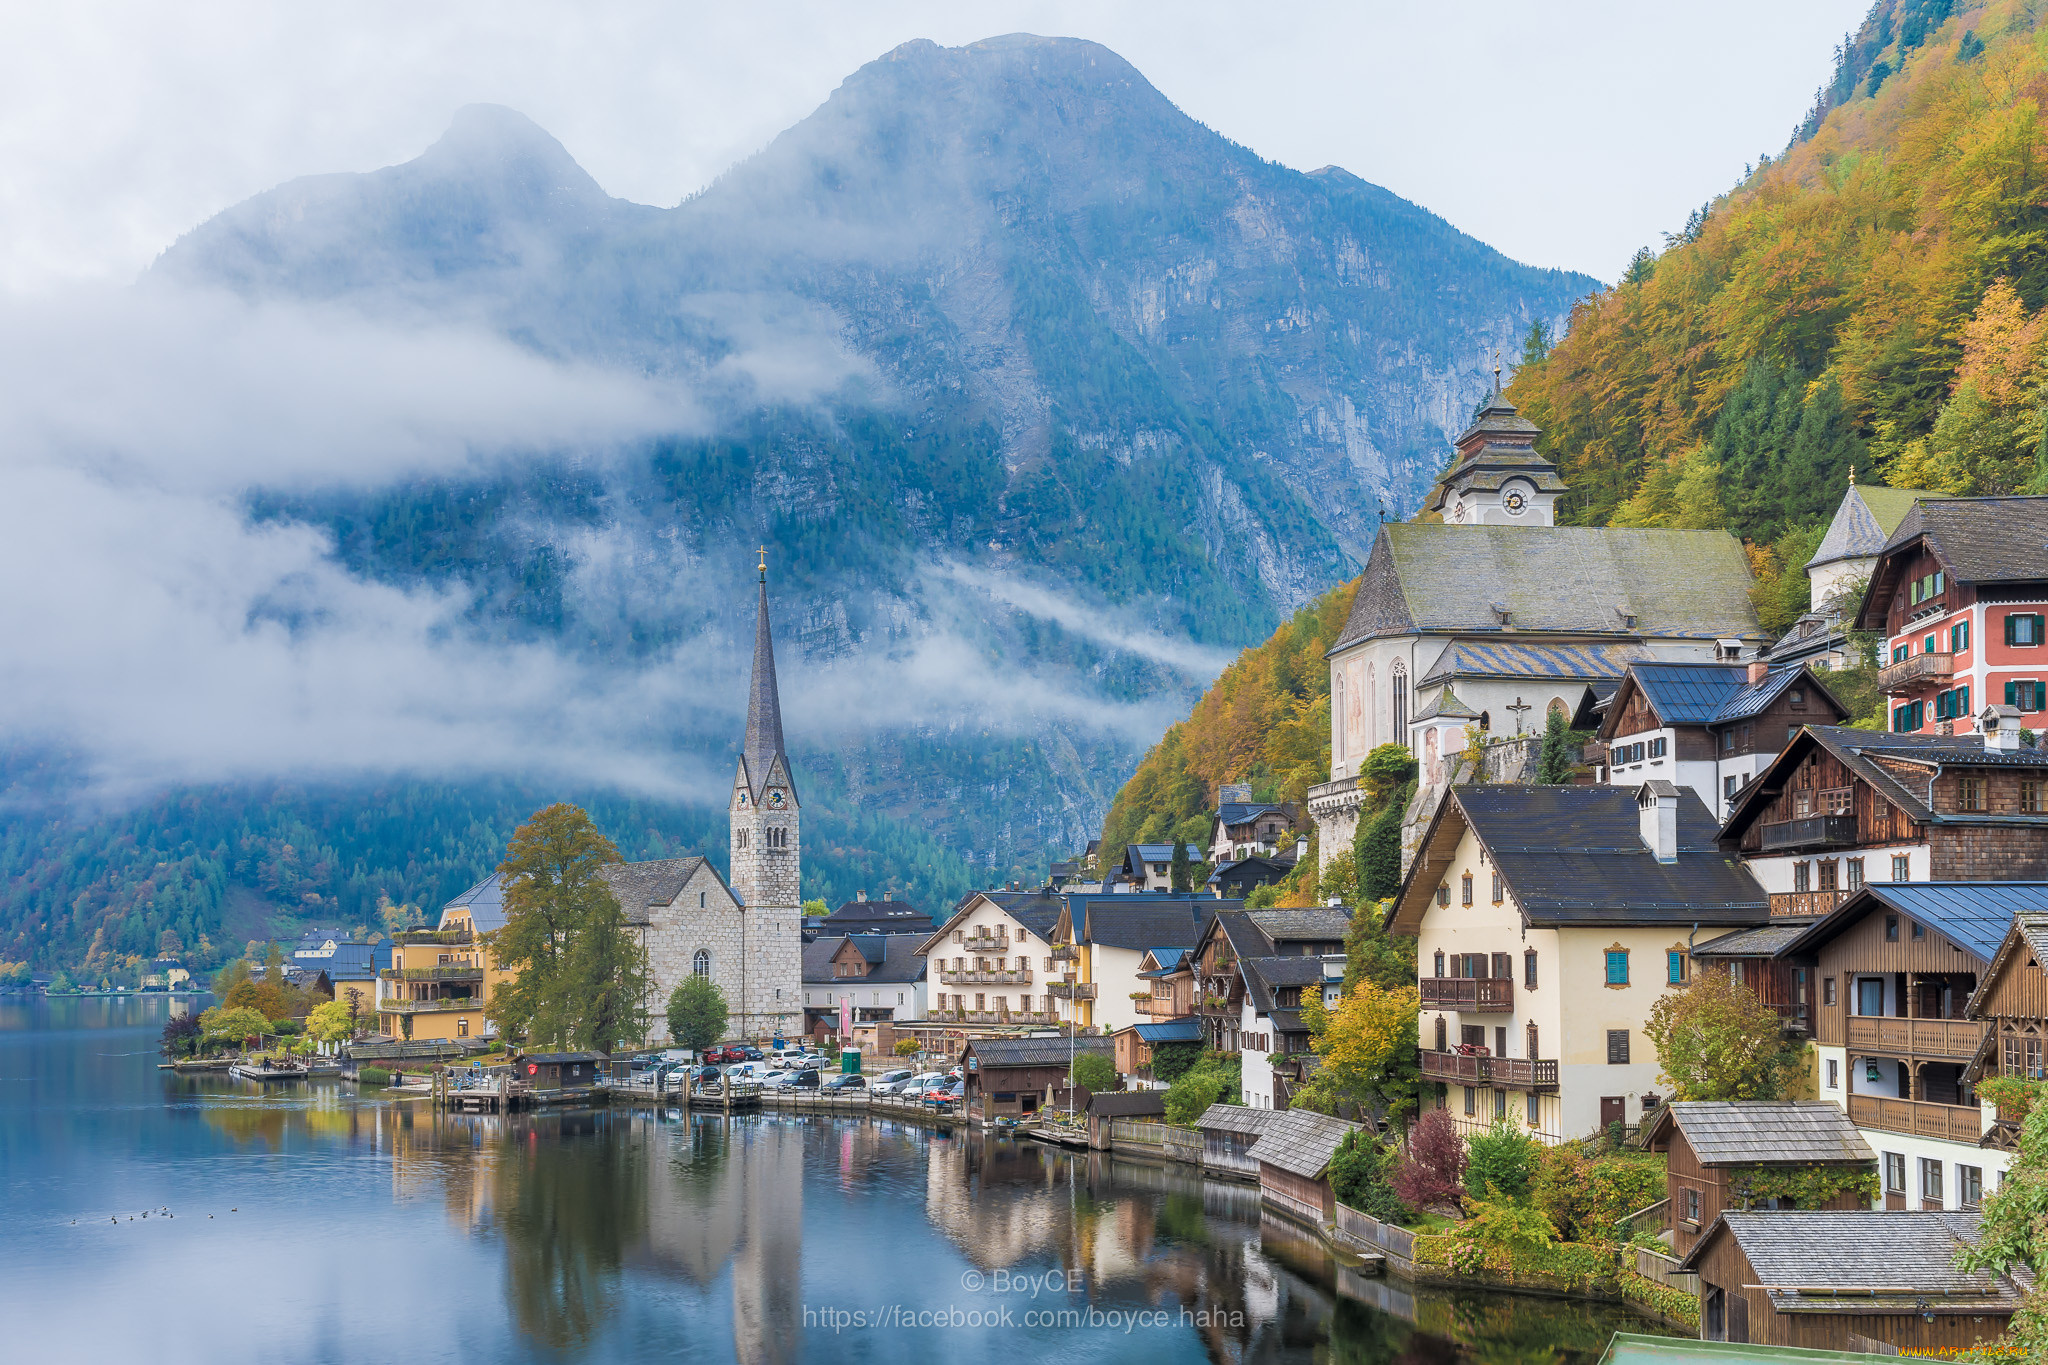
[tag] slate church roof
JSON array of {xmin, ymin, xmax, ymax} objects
[
  {"xmin": 1332, "ymin": 523, "xmax": 1764, "ymax": 652},
  {"xmin": 1805, "ymin": 482, "xmax": 1944, "ymax": 573},
  {"xmin": 740, "ymin": 570, "xmax": 795, "ymax": 802}
]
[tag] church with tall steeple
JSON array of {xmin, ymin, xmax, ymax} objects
[{"xmin": 586, "ymin": 555, "xmax": 803, "ymax": 1043}]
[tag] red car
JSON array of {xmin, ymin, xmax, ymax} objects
[{"xmin": 705, "ymin": 1045, "xmax": 741, "ymax": 1064}]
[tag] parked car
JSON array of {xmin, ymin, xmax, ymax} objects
[
  {"xmin": 790, "ymin": 1055, "xmax": 826, "ymax": 1071},
  {"xmin": 693, "ymin": 1064, "xmax": 723, "ymax": 1085},
  {"xmin": 921, "ymin": 1081, "xmax": 956, "ymax": 1104},
  {"xmin": 735, "ymin": 1045, "xmax": 765, "ymax": 1062},
  {"xmin": 944, "ymin": 1081, "xmax": 965, "ymax": 1104},
  {"xmin": 869, "ymin": 1069, "xmax": 917, "ymax": 1095},
  {"xmin": 702, "ymin": 1046, "xmax": 737, "ymax": 1064},
  {"xmin": 787, "ymin": 1068, "xmax": 821, "ymax": 1089},
  {"xmin": 758, "ymin": 1070, "xmax": 796, "ymax": 1088},
  {"xmin": 823, "ymin": 1074, "xmax": 866, "ymax": 1092}
]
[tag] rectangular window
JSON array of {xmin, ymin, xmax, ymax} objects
[
  {"xmin": 1491, "ymin": 873, "xmax": 1504, "ymax": 904},
  {"xmin": 1824, "ymin": 977, "xmax": 1836, "ymax": 1006},
  {"xmin": 1723, "ymin": 729, "xmax": 1735, "ymax": 752},
  {"xmin": 1607, "ymin": 1029, "xmax": 1631, "ymax": 1065},
  {"xmin": 1724, "ymin": 774, "xmax": 1739, "ymax": 800},
  {"xmin": 1893, "ymin": 643, "xmax": 1909, "ymax": 664},
  {"xmin": 2009, "ymin": 680, "xmax": 2045, "ymax": 713},
  {"xmin": 2025, "ymin": 782, "xmax": 2044, "ymax": 814},
  {"xmin": 1921, "ymin": 1158, "xmax": 1944, "ymax": 1207},
  {"xmin": 1793, "ymin": 861, "xmax": 1811, "ymax": 892},
  {"xmin": 1668, "ymin": 951, "xmax": 1686, "ymax": 985},
  {"xmin": 1961, "ymin": 777, "xmax": 1987, "ymax": 812},
  {"xmin": 1433, "ymin": 951, "xmax": 1445, "ymax": 977},
  {"xmin": 1527, "ymin": 1092, "xmax": 1540, "ymax": 1127},
  {"xmin": 1684, "ymin": 1188, "xmax": 1701, "ymax": 1223},
  {"xmin": 2010, "ymin": 613, "xmax": 2046, "ymax": 646},
  {"xmin": 1524, "ymin": 951, "xmax": 1538, "ymax": 989},
  {"xmin": 1847, "ymin": 858, "xmax": 1864, "ymax": 891},
  {"xmin": 1961, "ymin": 1165, "xmax": 1984, "ymax": 1210},
  {"xmin": 1952, "ymin": 620, "xmax": 1970, "ymax": 653},
  {"xmin": 1912, "ymin": 919, "xmax": 1925, "ymax": 940},
  {"xmin": 1925, "ymin": 632, "xmax": 1939, "ymax": 656},
  {"xmin": 1649, "ymin": 737, "xmax": 1667, "ymax": 758},
  {"xmin": 1858, "ymin": 978, "xmax": 1884, "ymax": 1016},
  {"xmin": 1493, "ymin": 1088, "xmax": 1507, "ymax": 1119},
  {"xmin": 1892, "ymin": 854, "xmax": 1910, "ymax": 882},
  {"xmin": 1826, "ymin": 1058, "xmax": 1839, "ymax": 1089},
  {"xmin": 1436, "ymin": 884, "xmax": 1450, "ymax": 907},
  {"xmin": 1818, "ymin": 859, "xmax": 1838, "ymax": 891},
  {"xmin": 1461, "ymin": 874, "xmax": 1473, "ymax": 906},
  {"xmin": 1605, "ymin": 950, "xmax": 1629, "ymax": 985},
  {"xmin": 1885, "ymin": 914, "xmax": 1899, "ymax": 941},
  {"xmin": 1464, "ymin": 1086, "xmax": 1476, "ymax": 1116},
  {"xmin": 1884, "ymin": 1152, "xmax": 1906, "ymax": 1194}
]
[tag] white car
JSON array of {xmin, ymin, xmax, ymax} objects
[
  {"xmin": 868, "ymin": 1069, "xmax": 917, "ymax": 1095},
  {"xmin": 725, "ymin": 1061, "xmax": 769, "ymax": 1081},
  {"xmin": 758, "ymin": 1070, "xmax": 798, "ymax": 1088}
]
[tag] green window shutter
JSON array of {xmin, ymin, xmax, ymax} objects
[
  {"xmin": 2008, "ymin": 614, "xmax": 2019, "ymax": 646},
  {"xmin": 2009, "ymin": 680, "xmax": 2019, "ymax": 707}
]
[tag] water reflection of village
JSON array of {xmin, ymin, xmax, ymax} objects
[{"xmin": 183, "ymin": 1086, "xmax": 1649, "ymax": 1365}]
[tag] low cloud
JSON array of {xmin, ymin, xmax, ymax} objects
[{"xmin": 935, "ymin": 559, "xmax": 1237, "ymax": 680}]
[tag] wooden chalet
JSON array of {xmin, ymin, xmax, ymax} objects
[
  {"xmin": 1679, "ymin": 1211, "xmax": 2026, "ymax": 1353},
  {"xmin": 1965, "ymin": 904, "xmax": 2048, "ymax": 1150},
  {"xmin": 960, "ymin": 1035, "xmax": 1111, "ymax": 1123},
  {"xmin": 1133, "ymin": 946, "xmax": 1193, "ymax": 1023},
  {"xmin": 1084, "ymin": 1089, "xmax": 1164, "ymax": 1149},
  {"xmin": 1719, "ymin": 724, "xmax": 2048, "ymax": 920},
  {"xmin": 1644, "ymin": 1101, "xmax": 1874, "ymax": 1258},
  {"xmin": 1689, "ymin": 921, "xmax": 1820, "ymax": 1037},
  {"xmin": 1244, "ymin": 1107, "xmax": 1361, "ymax": 1223},
  {"xmin": 1110, "ymin": 1016, "xmax": 1202, "ymax": 1079}
]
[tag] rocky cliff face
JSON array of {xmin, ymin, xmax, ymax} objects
[{"xmin": 135, "ymin": 35, "xmax": 1592, "ymax": 887}]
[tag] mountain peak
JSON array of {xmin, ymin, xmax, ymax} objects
[{"xmin": 416, "ymin": 104, "xmax": 596, "ymax": 193}]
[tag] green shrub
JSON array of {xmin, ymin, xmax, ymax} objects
[
  {"xmin": 357, "ymin": 1067, "xmax": 391, "ymax": 1087},
  {"xmin": 1464, "ymin": 1118, "xmax": 1543, "ymax": 1201},
  {"xmin": 1329, "ymin": 1129, "xmax": 1410, "ymax": 1222},
  {"xmin": 271, "ymin": 1019, "xmax": 302, "ymax": 1035},
  {"xmin": 1150, "ymin": 1042, "xmax": 1205, "ymax": 1085},
  {"xmin": 1071, "ymin": 1052, "xmax": 1116, "ymax": 1094},
  {"xmin": 1164, "ymin": 1069, "xmax": 1225, "ymax": 1126}
]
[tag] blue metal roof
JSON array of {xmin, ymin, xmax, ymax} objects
[
  {"xmin": 1862, "ymin": 884, "xmax": 2048, "ymax": 961},
  {"xmin": 1217, "ymin": 802, "xmax": 1287, "ymax": 825},
  {"xmin": 1628, "ymin": 663, "xmax": 1749, "ymax": 724},
  {"xmin": 444, "ymin": 872, "xmax": 508, "ymax": 933},
  {"xmin": 1422, "ymin": 640, "xmax": 1652, "ymax": 686},
  {"xmin": 1134, "ymin": 1019, "xmax": 1204, "ymax": 1043}
]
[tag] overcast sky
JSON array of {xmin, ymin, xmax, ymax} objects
[{"xmin": 3, "ymin": 0, "xmax": 1871, "ymax": 290}]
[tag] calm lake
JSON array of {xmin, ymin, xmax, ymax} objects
[{"xmin": 0, "ymin": 995, "xmax": 1668, "ymax": 1363}]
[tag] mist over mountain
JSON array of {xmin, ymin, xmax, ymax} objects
[{"xmin": 2, "ymin": 35, "xmax": 1591, "ymax": 969}]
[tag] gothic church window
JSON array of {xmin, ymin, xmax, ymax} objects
[{"xmin": 693, "ymin": 950, "xmax": 711, "ymax": 978}]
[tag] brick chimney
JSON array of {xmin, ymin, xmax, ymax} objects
[
  {"xmin": 1747, "ymin": 660, "xmax": 1769, "ymax": 686},
  {"xmin": 1637, "ymin": 782, "xmax": 1679, "ymax": 864}
]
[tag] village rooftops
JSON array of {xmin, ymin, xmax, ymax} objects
[
  {"xmin": 1690, "ymin": 922, "xmax": 1820, "ymax": 958},
  {"xmin": 1773, "ymin": 883, "xmax": 2048, "ymax": 964},
  {"xmin": 1721, "ymin": 727, "xmax": 2048, "ymax": 841},
  {"xmin": 443, "ymin": 872, "xmax": 509, "ymax": 933},
  {"xmin": 1966, "ymin": 908, "xmax": 2048, "ymax": 1015},
  {"xmin": 1331, "ymin": 522, "xmax": 1765, "ymax": 652},
  {"xmin": 1061, "ymin": 894, "xmax": 1230, "ymax": 950},
  {"xmin": 1645, "ymin": 1101, "xmax": 1874, "ymax": 1166},
  {"xmin": 1806, "ymin": 483, "xmax": 1947, "ymax": 576},
  {"xmin": 915, "ymin": 887, "xmax": 1066, "ymax": 955},
  {"xmin": 1246, "ymin": 1107, "xmax": 1360, "ymax": 1180},
  {"xmin": 803, "ymin": 933, "xmax": 927, "ymax": 985},
  {"xmin": 1676, "ymin": 1211, "xmax": 2029, "ymax": 1315},
  {"xmin": 1216, "ymin": 800, "xmax": 1291, "ymax": 827},
  {"xmin": 1245, "ymin": 907, "xmax": 1352, "ymax": 943},
  {"xmin": 1239, "ymin": 955, "xmax": 1337, "ymax": 1036},
  {"xmin": 1390, "ymin": 784, "xmax": 1767, "ymax": 933},
  {"xmin": 1132, "ymin": 1019, "xmax": 1203, "ymax": 1044},
  {"xmin": 1854, "ymin": 495, "xmax": 2048, "ymax": 632},
  {"xmin": 1599, "ymin": 662, "xmax": 1847, "ymax": 741},
  {"xmin": 820, "ymin": 897, "xmax": 932, "ymax": 934}
]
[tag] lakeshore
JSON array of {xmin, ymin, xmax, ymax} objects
[{"xmin": 1, "ymin": 992, "xmax": 1673, "ymax": 1363}]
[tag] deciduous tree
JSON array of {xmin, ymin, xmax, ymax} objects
[
  {"xmin": 1644, "ymin": 968, "xmax": 1808, "ymax": 1101},
  {"xmin": 1392, "ymin": 1108, "xmax": 1467, "ymax": 1212},
  {"xmin": 305, "ymin": 999, "xmax": 355, "ymax": 1044},
  {"xmin": 1071, "ymin": 1052, "xmax": 1115, "ymax": 1095},
  {"xmin": 1299, "ymin": 979, "xmax": 1420, "ymax": 1119},
  {"xmin": 666, "ymin": 974, "xmax": 728, "ymax": 1054}
]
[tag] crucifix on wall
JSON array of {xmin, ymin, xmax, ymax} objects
[{"xmin": 1506, "ymin": 696, "xmax": 1533, "ymax": 735}]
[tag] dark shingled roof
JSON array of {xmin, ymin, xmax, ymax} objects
[
  {"xmin": 822, "ymin": 899, "xmax": 932, "ymax": 934},
  {"xmin": 1247, "ymin": 1108, "xmax": 1361, "ymax": 1180},
  {"xmin": 966, "ymin": 1035, "xmax": 1112, "ymax": 1069},
  {"xmin": 1884, "ymin": 495, "xmax": 2048, "ymax": 583},
  {"xmin": 805, "ymin": 934, "xmax": 927, "ymax": 985},
  {"xmin": 1395, "ymin": 785, "xmax": 1766, "ymax": 931},
  {"xmin": 1650, "ymin": 1102, "xmax": 1874, "ymax": 1166},
  {"xmin": 1068, "ymin": 895, "xmax": 1228, "ymax": 950},
  {"xmin": 1241, "ymin": 955, "xmax": 1334, "ymax": 1019},
  {"xmin": 1967, "ymin": 909, "xmax": 2048, "ymax": 1017},
  {"xmin": 1216, "ymin": 801, "xmax": 1290, "ymax": 827},
  {"xmin": 1678, "ymin": 1212, "xmax": 2028, "ymax": 1316},
  {"xmin": 1195, "ymin": 1103, "xmax": 1279, "ymax": 1136},
  {"xmin": 1246, "ymin": 907, "xmax": 1352, "ymax": 942},
  {"xmin": 1332, "ymin": 522, "xmax": 1763, "ymax": 652},
  {"xmin": 1086, "ymin": 1090, "xmax": 1167, "ymax": 1118},
  {"xmin": 597, "ymin": 857, "xmax": 712, "ymax": 925},
  {"xmin": 1691, "ymin": 922, "xmax": 1819, "ymax": 957},
  {"xmin": 1780, "ymin": 883, "xmax": 2048, "ymax": 964},
  {"xmin": 1722, "ymin": 726, "xmax": 2048, "ymax": 839},
  {"xmin": 800, "ymin": 938, "xmax": 843, "ymax": 983},
  {"xmin": 524, "ymin": 1051, "xmax": 607, "ymax": 1065}
]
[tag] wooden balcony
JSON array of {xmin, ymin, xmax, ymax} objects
[
  {"xmin": 1846, "ymin": 1016, "xmax": 1987, "ymax": 1060},
  {"xmin": 1769, "ymin": 889, "xmax": 1850, "ymax": 918},
  {"xmin": 1050, "ymin": 944, "xmax": 1079, "ymax": 962},
  {"xmin": 1196, "ymin": 995, "xmax": 1239, "ymax": 1017},
  {"xmin": 959, "ymin": 932, "xmax": 1009, "ymax": 952},
  {"xmin": 939, "ymin": 968, "xmax": 1032, "ymax": 986},
  {"xmin": 1848, "ymin": 1093, "xmax": 1983, "ymax": 1144},
  {"xmin": 1136, "ymin": 995, "xmax": 1185, "ymax": 1018},
  {"xmin": 1419, "ymin": 976, "xmax": 1514, "ymax": 1012},
  {"xmin": 1418, "ymin": 1049, "xmax": 1557, "ymax": 1091},
  {"xmin": 1047, "ymin": 981, "xmax": 1097, "ymax": 1000},
  {"xmin": 392, "ymin": 929, "xmax": 473, "ymax": 946},
  {"xmin": 1758, "ymin": 814, "xmax": 1859, "ymax": 852},
  {"xmin": 1879, "ymin": 651, "xmax": 1953, "ymax": 693}
]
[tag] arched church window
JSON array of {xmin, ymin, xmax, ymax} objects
[
  {"xmin": 1366, "ymin": 663, "xmax": 1375, "ymax": 749},
  {"xmin": 698, "ymin": 891, "xmax": 706, "ymax": 908},
  {"xmin": 1333, "ymin": 671, "xmax": 1346, "ymax": 762},
  {"xmin": 1391, "ymin": 662, "xmax": 1408, "ymax": 740},
  {"xmin": 1479, "ymin": 711, "xmax": 1491, "ymax": 732},
  {"xmin": 1547, "ymin": 697, "xmax": 1568, "ymax": 725},
  {"xmin": 693, "ymin": 950, "xmax": 711, "ymax": 978}
]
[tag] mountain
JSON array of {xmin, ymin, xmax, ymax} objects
[
  {"xmin": 2, "ymin": 35, "xmax": 1591, "ymax": 974},
  {"xmin": 1509, "ymin": 0, "xmax": 2047, "ymax": 542}
]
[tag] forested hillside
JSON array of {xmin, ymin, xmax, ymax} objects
[
  {"xmin": 1094, "ymin": 581, "xmax": 1356, "ymax": 859},
  {"xmin": 1515, "ymin": 0, "xmax": 2048, "ymax": 539}
]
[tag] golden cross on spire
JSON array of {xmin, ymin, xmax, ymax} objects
[
  {"xmin": 1848, "ymin": 464, "xmax": 1856, "ymax": 486},
  {"xmin": 757, "ymin": 545, "xmax": 767, "ymax": 582},
  {"xmin": 1492, "ymin": 349, "xmax": 1502, "ymax": 398}
]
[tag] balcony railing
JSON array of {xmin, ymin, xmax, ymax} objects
[
  {"xmin": 377, "ymin": 997, "xmax": 480, "ymax": 1014},
  {"xmin": 959, "ymin": 933, "xmax": 1009, "ymax": 951},
  {"xmin": 1050, "ymin": 944, "xmax": 1079, "ymax": 962},
  {"xmin": 1048, "ymin": 982, "xmax": 1098, "ymax": 1000},
  {"xmin": 1846, "ymin": 1016, "xmax": 1988, "ymax": 1060},
  {"xmin": 1847, "ymin": 1093, "xmax": 1983, "ymax": 1143},
  {"xmin": 1878, "ymin": 651, "xmax": 1954, "ymax": 693},
  {"xmin": 1136, "ymin": 995, "xmax": 1185, "ymax": 1018},
  {"xmin": 1758, "ymin": 814, "xmax": 1859, "ymax": 852},
  {"xmin": 939, "ymin": 969, "xmax": 1032, "ymax": 985},
  {"xmin": 1419, "ymin": 1050, "xmax": 1558, "ymax": 1091},
  {"xmin": 381, "ymin": 964, "xmax": 484, "ymax": 982},
  {"xmin": 1769, "ymin": 890, "xmax": 1850, "ymax": 918},
  {"xmin": 1196, "ymin": 995, "xmax": 1239, "ymax": 1017},
  {"xmin": 1419, "ymin": 977, "xmax": 1514, "ymax": 1012},
  {"xmin": 391, "ymin": 929, "xmax": 473, "ymax": 946}
]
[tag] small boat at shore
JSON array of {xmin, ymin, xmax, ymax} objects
[{"xmin": 228, "ymin": 1061, "xmax": 308, "ymax": 1082}]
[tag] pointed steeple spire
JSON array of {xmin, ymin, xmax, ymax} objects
[{"xmin": 743, "ymin": 548, "xmax": 789, "ymax": 800}]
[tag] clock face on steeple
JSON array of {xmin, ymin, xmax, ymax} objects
[
  {"xmin": 736, "ymin": 789, "xmax": 749, "ymax": 807},
  {"xmin": 1504, "ymin": 490, "xmax": 1527, "ymax": 514},
  {"xmin": 767, "ymin": 788, "xmax": 786, "ymax": 809}
]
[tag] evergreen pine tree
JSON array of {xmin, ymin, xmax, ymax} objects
[
  {"xmin": 1520, "ymin": 319, "xmax": 1553, "ymax": 367},
  {"xmin": 1713, "ymin": 360, "xmax": 1804, "ymax": 543},
  {"xmin": 1536, "ymin": 710, "xmax": 1577, "ymax": 784},
  {"xmin": 1622, "ymin": 247, "xmax": 1656, "ymax": 286},
  {"xmin": 1782, "ymin": 377, "xmax": 1865, "ymax": 532},
  {"xmin": 1169, "ymin": 839, "xmax": 1191, "ymax": 893}
]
